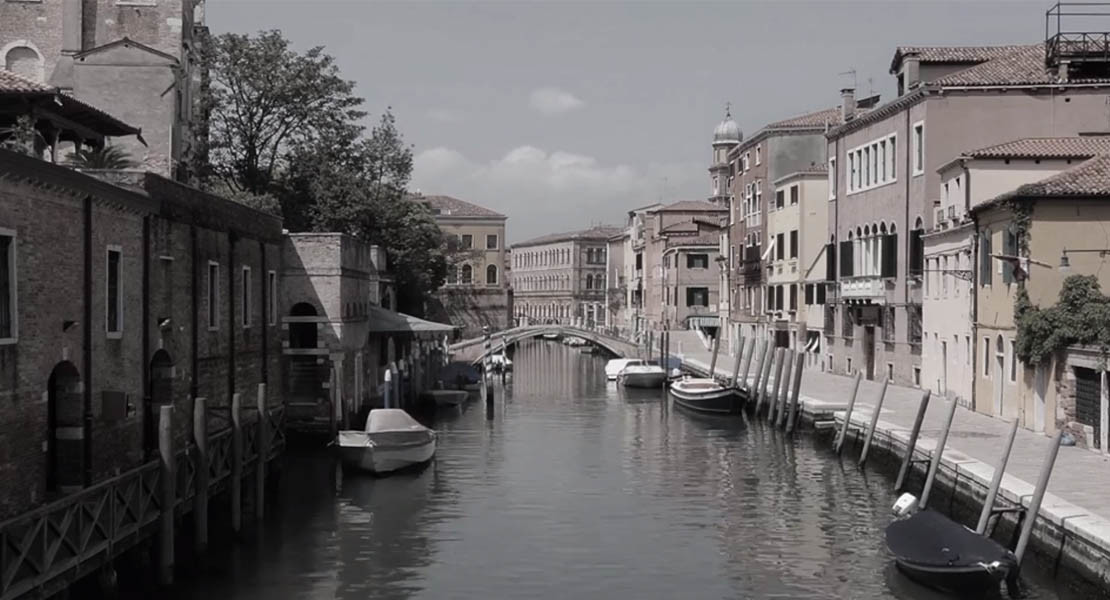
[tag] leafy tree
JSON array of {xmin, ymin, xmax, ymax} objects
[
  {"xmin": 1016, "ymin": 275, "xmax": 1110, "ymax": 364},
  {"xmin": 202, "ymin": 29, "xmax": 365, "ymax": 195},
  {"xmin": 0, "ymin": 115, "xmax": 42, "ymax": 157},
  {"xmin": 67, "ymin": 145, "xmax": 136, "ymax": 169}
]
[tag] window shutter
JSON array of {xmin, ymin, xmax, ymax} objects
[
  {"xmin": 839, "ymin": 241, "xmax": 854, "ymax": 277},
  {"xmin": 790, "ymin": 285, "xmax": 797, "ymax": 311},
  {"xmin": 816, "ymin": 284, "xmax": 827, "ymax": 304},
  {"xmin": 790, "ymin": 230, "xmax": 798, "ymax": 259},
  {"xmin": 881, "ymin": 233, "xmax": 897, "ymax": 278},
  {"xmin": 980, "ymin": 232, "xmax": 993, "ymax": 286},
  {"xmin": 909, "ymin": 229, "xmax": 923, "ymax": 274},
  {"xmin": 805, "ymin": 284, "xmax": 814, "ymax": 305},
  {"xmin": 826, "ymin": 243, "xmax": 837, "ymax": 281},
  {"xmin": 776, "ymin": 285, "xmax": 784, "ymax": 311},
  {"xmin": 1002, "ymin": 230, "xmax": 1016, "ymax": 284}
]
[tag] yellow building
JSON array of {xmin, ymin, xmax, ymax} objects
[{"xmin": 973, "ymin": 153, "xmax": 1110, "ymax": 452}]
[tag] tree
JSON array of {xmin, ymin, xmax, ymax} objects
[
  {"xmin": 0, "ymin": 115, "xmax": 42, "ymax": 157},
  {"xmin": 202, "ymin": 30, "xmax": 366, "ymax": 196},
  {"xmin": 67, "ymin": 145, "xmax": 136, "ymax": 170}
]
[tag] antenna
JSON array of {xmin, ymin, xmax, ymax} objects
[
  {"xmin": 867, "ymin": 77, "xmax": 874, "ymax": 98},
  {"xmin": 838, "ymin": 68, "xmax": 858, "ymax": 90}
]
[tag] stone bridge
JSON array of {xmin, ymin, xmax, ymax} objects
[{"xmin": 449, "ymin": 325, "xmax": 642, "ymax": 364}]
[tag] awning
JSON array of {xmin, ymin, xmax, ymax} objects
[{"xmin": 367, "ymin": 305, "xmax": 457, "ymax": 338}]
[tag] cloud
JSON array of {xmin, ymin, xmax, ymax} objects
[
  {"xmin": 426, "ymin": 108, "xmax": 461, "ymax": 123},
  {"xmin": 528, "ymin": 87, "xmax": 585, "ymax": 116},
  {"xmin": 412, "ymin": 145, "xmax": 704, "ymax": 242}
]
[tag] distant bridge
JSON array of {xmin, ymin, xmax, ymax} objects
[{"xmin": 449, "ymin": 325, "xmax": 642, "ymax": 363}]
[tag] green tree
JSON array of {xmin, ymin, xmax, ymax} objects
[
  {"xmin": 67, "ymin": 145, "xmax": 136, "ymax": 169},
  {"xmin": 0, "ymin": 115, "xmax": 42, "ymax": 157}
]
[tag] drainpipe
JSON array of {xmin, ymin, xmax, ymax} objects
[
  {"xmin": 228, "ymin": 232, "xmax": 237, "ymax": 405},
  {"xmin": 904, "ymin": 107, "xmax": 913, "ymax": 374},
  {"xmin": 142, "ymin": 216, "xmax": 150, "ymax": 453},
  {"xmin": 971, "ymin": 210, "xmax": 979, "ymax": 413},
  {"xmin": 260, "ymin": 239, "xmax": 268, "ymax": 386},
  {"xmin": 82, "ymin": 195, "xmax": 92, "ymax": 487},
  {"xmin": 190, "ymin": 225, "xmax": 198, "ymax": 400}
]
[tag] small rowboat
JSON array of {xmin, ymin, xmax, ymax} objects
[
  {"xmin": 885, "ymin": 509, "xmax": 1017, "ymax": 595},
  {"xmin": 618, "ymin": 362, "xmax": 667, "ymax": 389},
  {"xmin": 337, "ymin": 409, "xmax": 436, "ymax": 475},
  {"xmin": 669, "ymin": 377, "xmax": 745, "ymax": 414}
]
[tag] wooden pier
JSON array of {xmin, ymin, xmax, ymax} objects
[{"xmin": 0, "ymin": 385, "xmax": 285, "ymax": 600}]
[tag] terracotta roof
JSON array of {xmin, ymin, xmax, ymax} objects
[
  {"xmin": 976, "ymin": 154, "xmax": 1110, "ymax": 213},
  {"xmin": 665, "ymin": 232, "xmax": 721, "ymax": 248},
  {"xmin": 964, "ymin": 137, "xmax": 1110, "ymax": 159},
  {"xmin": 890, "ymin": 45, "xmax": 1024, "ymax": 71},
  {"xmin": 0, "ymin": 70, "xmax": 52, "ymax": 93},
  {"xmin": 512, "ymin": 225, "xmax": 623, "ymax": 248},
  {"xmin": 773, "ymin": 165, "xmax": 828, "ymax": 185},
  {"xmin": 414, "ymin": 194, "xmax": 505, "ymax": 218},
  {"xmin": 654, "ymin": 200, "xmax": 727, "ymax": 213},
  {"xmin": 932, "ymin": 43, "xmax": 1110, "ymax": 87},
  {"xmin": 733, "ymin": 95, "xmax": 881, "ymax": 154}
]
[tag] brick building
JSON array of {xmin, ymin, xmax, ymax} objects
[
  {"xmin": 1, "ymin": 0, "xmax": 207, "ymax": 178},
  {"xmin": 0, "ymin": 149, "xmax": 282, "ymax": 519}
]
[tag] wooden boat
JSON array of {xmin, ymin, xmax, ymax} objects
[
  {"xmin": 336, "ymin": 409, "xmax": 436, "ymax": 474},
  {"xmin": 618, "ymin": 362, "xmax": 667, "ymax": 389},
  {"xmin": 605, "ymin": 358, "xmax": 645, "ymax": 381},
  {"xmin": 427, "ymin": 389, "xmax": 469, "ymax": 407},
  {"xmin": 885, "ymin": 509, "xmax": 1017, "ymax": 595},
  {"xmin": 669, "ymin": 377, "xmax": 745, "ymax": 414}
]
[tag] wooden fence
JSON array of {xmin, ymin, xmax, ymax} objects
[{"xmin": 0, "ymin": 384, "xmax": 285, "ymax": 599}]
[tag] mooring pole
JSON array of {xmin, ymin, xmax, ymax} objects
[
  {"xmin": 709, "ymin": 331, "xmax": 721, "ymax": 380},
  {"xmin": 833, "ymin": 371, "xmax": 863, "ymax": 454},
  {"xmin": 857, "ymin": 379, "xmax": 889, "ymax": 466},
  {"xmin": 748, "ymin": 339, "xmax": 766, "ymax": 404},
  {"xmin": 775, "ymin": 350, "xmax": 794, "ymax": 429},
  {"xmin": 894, "ymin": 389, "xmax": 932, "ymax": 492},
  {"xmin": 785, "ymin": 351, "xmax": 805, "ymax": 433},
  {"xmin": 256, "ymin": 383, "xmax": 269, "ymax": 521},
  {"xmin": 729, "ymin": 337, "xmax": 745, "ymax": 388},
  {"xmin": 769, "ymin": 348, "xmax": 786, "ymax": 422},
  {"xmin": 976, "ymin": 418, "xmax": 1021, "ymax": 534},
  {"xmin": 755, "ymin": 342, "xmax": 775, "ymax": 414},
  {"xmin": 1014, "ymin": 430, "xmax": 1064, "ymax": 565},
  {"xmin": 230, "ymin": 392, "xmax": 243, "ymax": 533},
  {"xmin": 738, "ymin": 337, "xmax": 755, "ymax": 391},
  {"xmin": 919, "ymin": 397, "xmax": 959, "ymax": 510},
  {"xmin": 193, "ymin": 397, "xmax": 209, "ymax": 554},
  {"xmin": 158, "ymin": 405, "xmax": 175, "ymax": 585}
]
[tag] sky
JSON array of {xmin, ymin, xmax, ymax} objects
[{"xmin": 209, "ymin": 0, "xmax": 1049, "ymax": 243}]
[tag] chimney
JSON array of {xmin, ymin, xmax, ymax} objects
[
  {"xmin": 840, "ymin": 88, "xmax": 856, "ymax": 122},
  {"xmin": 902, "ymin": 55, "xmax": 921, "ymax": 92},
  {"xmin": 61, "ymin": 0, "xmax": 82, "ymax": 55},
  {"xmin": 1058, "ymin": 59, "xmax": 1071, "ymax": 82}
]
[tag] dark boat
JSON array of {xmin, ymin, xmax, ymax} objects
[
  {"xmin": 669, "ymin": 378, "xmax": 746, "ymax": 414},
  {"xmin": 885, "ymin": 509, "xmax": 1016, "ymax": 596}
]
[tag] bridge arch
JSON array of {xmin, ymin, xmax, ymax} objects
[{"xmin": 450, "ymin": 324, "xmax": 640, "ymax": 365}]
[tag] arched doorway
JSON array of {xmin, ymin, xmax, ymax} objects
[
  {"xmin": 287, "ymin": 302, "xmax": 326, "ymax": 423},
  {"xmin": 147, "ymin": 350, "xmax": 174, "ymax": 456},
  {"xmin": 289, "ymin": 302, "xmax": 318, "ymax": 349},
  {"xmin": 46, "ymin": 361, "xmax": 83, "ymax": 493}
]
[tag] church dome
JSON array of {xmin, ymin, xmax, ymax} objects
[{"xmin": 713, "ymin": 106, "xmax": 741, "ymax": 144}]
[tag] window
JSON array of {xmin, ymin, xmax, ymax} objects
[
  {"xmin": 828, "ymin": 157, "xmax": 837, "ymax": 199},
  {"xmin": 461, "ymin": 234, "xmax": 473, "ymax": 249},
  {"xmin": 847, "ymin": 134, "xmax": 898, "ymax": 193},
  {"xmin": 743, "ymin": 153, "xmax": 750, "ymax": 171},
  {"xmin": 909, "ymin": 304, "xmax": 922, "ymax": 344},
  {"xmin": 790, "ymin": 185, "xmax": 799, "ymax": 205},
  {"xmin": 789, "ymin": 284, "xmax": 797, "ymax": 311},
  {"xmin": 1009, "ymin": 338, "xmax": 1017, "ymax": 383},
  {"xmin": 4, "ymin": 45, "xmax": 44, "ymax": 83},
  {"xmin": 447, "ymin": 266, "xmax": 458, "ymax": 285},
  {"xmin": 864, "ymin": 146, "xmax": 870, "ymax": 186},
  {"xmin": 979, "ymin": 229, "xmax": 992, "ymax": 286},
  {"xmin": 687, "ymin": 254, "xmax": 709, "ymax": 269},
  {"xmin": 486, "ymin": 264, "xmax": 498, "ymax": 285},
  {"xmin": 774, "ymin": 190, "xmax": 784, "ymax": 211},
  {"xmin": 241, "ymin": 266, "xmax": 252, "ymax": 328},
  {"xmin": 913, "ymin": 122, "xmax": 924, "ymax": 175},
  {"xmin": 755, "ymin": 145, "xmax": 762, "ymax": 165},
  {"xmin": 882, "ymin": 305, "xmax": 896, "ymax": 343},
  {"xmin": 106, "ymin": 247, "xmax": 123, "ymax": 337},
  {"xmin": 848, "ymin": 153, "xmax": 857, "ymax": 192},
  {"xmin": 756, "ymin": 180, "xmax": 763, "ymax": 211},
  {"xmin": 776, "ymin": 233, "xmax": 785, "ymax": 260},
  {"xmin": 461, "ymin": 264, "xmax": 473, "ymax": 284},
  {"xmin": 789, "ymin": 230, "xmax": 798, "ymax": 259},
  {"xmin": 982, "ymin": 336, "xmax": 991, "ymax": 377},
  {"xmin": 268, "ymin": 270, "xmax": 277, "ymax": 326},
  {"xmin": 486, "ymin": 235, "xmax": 498, "ymax": 249},
  {"xmin": 1002, "ymin": 228, "xmax": 1017, "ymax": 284},
  {"xmin": 775, "ymin": 285, "xmax": 784, "ymax": 311},
  {"xmin": 207, "ymin": 261, "xmax": 219, "ymax": 330}
]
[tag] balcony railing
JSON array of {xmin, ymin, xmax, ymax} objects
[{"xmin": 840, "ymin": 276, "xmax": 885, "ymax": 300}]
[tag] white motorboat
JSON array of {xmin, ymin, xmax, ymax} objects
[
  {"xmin": 563, "ymin": 336, "xmax": 587, "ymax": 346},
  {"xmin": 605, "ymin": 358, "xmax": 645, "ymax": 381},
  {"xmin": 489, "ymin": 353, "xmax": 513, "ymax": 372},
  {"xmin": 427, "ymin": 389, "xmax": 468, "ymax": 407},
  {"xmin": 669, "ymin": 377, "xmax": 746, "ymax": 415},
  {"xmin": 618, "ymin": 362, "xmax": 668, "ymax": 388},
  {"xmin": 336, "ymin": 409, "xmax": 436, "ymax": 474}
]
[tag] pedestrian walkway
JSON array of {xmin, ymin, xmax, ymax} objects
[{"xmin": 667, "ymin": 337, "xmax": 1110, "ymax": 582}]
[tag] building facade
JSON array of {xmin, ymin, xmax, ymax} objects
[
  {"xmin": 826, "ymin": 44, "xmax": 1110, "ymax": 386},
  {"xmin": 0, "ymin": 149, "xmax": 283, "ymax": 519},
  {"xmin": 511, "ymin": 226, "xmax": 620, "ymax": 327},
  {"xmin": 414, "ymin": 193, "xmax": 511, "ymax": 337},
  {"xmin": 1, "ymin": 0, "xmax": 208, "ymax": 178}
]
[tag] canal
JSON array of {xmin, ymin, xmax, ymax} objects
[{"xmin": 125, "ymin": 340, "xmax": 1091, "ymax": 599}]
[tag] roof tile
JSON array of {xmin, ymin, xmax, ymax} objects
[
  {"xmin": 965, "ymin": 137, "xmax": 1110, "ymax": 159},
  {"xmin": 0, "ymin": 69, "xmax": 52, "ymax": 94},
  {"xmin": 513, "ymin": 225, "xmax": 623, "ymax": 248},
  {"xmin": 414, "ymin": 194, "xmax": 505, "ymax": 218},
  {"xmin": 1012, "ymin": 154, "xmax": 1110, "ymax": 197},
  {"xmin": 654, "ymin": 200, "xmax": 728, "ymax": 213}
]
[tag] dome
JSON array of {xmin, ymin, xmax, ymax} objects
[{"xmin": 713, "ymin": 106, "xmax": 741, "ymax": 144}]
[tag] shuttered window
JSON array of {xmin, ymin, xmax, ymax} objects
[
  {"xmin": 826, "ymin": 243, "xmax": 837, "ymax": 281},
  {"xmin": 979, "ymin": 230, "xmax": 993, "ymax": 286},
  {"xmin": 839, "ymin": 241, "xmax": 854, "ymax": 277},
  {"xmin": 881, "ymin": 233, "xmax": 897, "ymax": 278}
]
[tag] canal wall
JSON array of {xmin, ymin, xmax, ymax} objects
[{"xmin": 674, "ymin": 348, "xmax": 1110, "ymax": 592}]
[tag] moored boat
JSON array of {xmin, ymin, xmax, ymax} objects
[
  {"xmin": 885, "ymin": 509, "xmax": 1016, "ymax": 595},
  {"xmin": 336, "ymin": 409, "xmax": 436, "ymax": 475},
  {"xmin": 489, "ymin": 353, "xmax": 513, "ymax": 372},
  {"xmin": 618, "ymin": 362, "xmax": 667, "ymax": 389},
  {"xmin": 669, "ymin": 377, "xmax": 745, "ymax": 414},
  {"xmin": 427, "ymin": 389, "xmax": 469, "ymax": 408},
  {"xmin": 605, "ymin": 358, "xmax": 645, "ymax": 381}
]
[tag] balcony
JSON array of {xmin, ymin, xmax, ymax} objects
[{"xmin": 840, "ymin": 276, "xmax": 886, "ymax": 301}]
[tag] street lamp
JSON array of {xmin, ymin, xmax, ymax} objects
[{"xmin": 1058, "ymin": 248, "xmax": 1110, "ymax": 273}]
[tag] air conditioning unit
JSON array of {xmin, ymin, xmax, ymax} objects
[{"xmin": 934, "ymin": 207, "xmax": 948, "ymax": 230}]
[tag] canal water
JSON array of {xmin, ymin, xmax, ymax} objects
[{"xmin": 133, "ymin": 340, "xmax": 1091, "ymax": 600}]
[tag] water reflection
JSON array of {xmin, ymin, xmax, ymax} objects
[{"xmin": 146, "ymin": 338, "xmax": 1092, "ymax": 600}]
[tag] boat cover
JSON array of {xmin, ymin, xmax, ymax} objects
[
  {"xmin": 886, "ymin": 510, "xmax": 1012, "ymax": 567},
  {"xmin": 441, "ymin": 361, "xmax": 481, "ymax": 384},
  {"xmin": 365, "ymin": 409, "xmax": 433, "ymax": 445}
]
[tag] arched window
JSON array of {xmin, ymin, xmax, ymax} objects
[
  {"xmin": 461, "ymin": 264, "xmax": 473, "ymax": 284},
  {"xmin": 486, "ymin": 264, "xmax": 498, "ymax": 285},
  {"xmin": 585, "ymin": 274, "xmax": 594, "ymax": 289},
  {"xmin": 4, "ymin": 45, "xmax": 43, "ymax": 83}
]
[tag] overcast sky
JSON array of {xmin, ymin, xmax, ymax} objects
[{"xmin": 210, "ymin": 0, "xmax": 1046, "ymax": 243}]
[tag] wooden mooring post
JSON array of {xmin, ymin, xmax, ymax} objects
[
  {"xmin": 894, "ymin": 390, "xmax": 932, "ymax": 491},
  {"xmin": 976, "ymin": 418, "xmax": 1020, "ymax": 535},
  {"xmin": 158, "ymin": 405, "xmax": 175, "ymax": 585},
  {"xmin": 768, "ymin": 348, "xmax": 786, "ymax": 422},
  {"xmin": 833, "ymin": 371, "xmax": 863, "ymax": 454},
  {"xmin": 857, "ymin": 379, "xmax": 889, "ymax": 466},
  {"xmin": 256, "ymin": 383, "xmax": 269, "ymax": 521},
  {"xmin": 738, "ymin": 337, "xmax": 755, "ymax": 391},
  {"xmin": 193, "ymin": 397, "xmax": 209, "ymax": 554},
  {"xmin": 785, "ymin": 351, "xmax": 804, "ymax": 433},
  {"xmin": 729, "ymin": 337, "xmax": 745, "ymax": 388},
  {"xmin": 231, "ymin": 392, "xmax": 243, "ymax": 533},
  {"xmin": 1014, "ymin": 430, "xmax": 1064, "ymax": 566},
  {"xmin": 919, "ymin": 396, "xmax": 959, "ymax": 510},
  {"xmin": 708, "ymin": 331, "xmax": 721, "ymax": 379},
  {"xmin": 775, "ymin": 350, "xmax": 793, "ymax": 429},
  {"xmin": 754, "ymin": 342, "xmax": 775, "ymax": 414}
]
